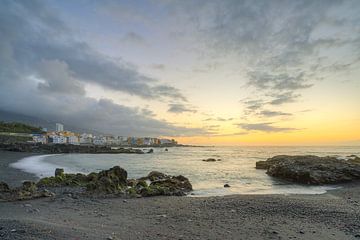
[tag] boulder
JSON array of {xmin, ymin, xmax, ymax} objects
[
  {"xmin": 55, "ymin": 168, "xmax": 65, "ymax": 177},
  {"xmin": 0, "ymin": 181, "xmax": 10, "ymax": 192},
  {"xmin": 256, "ymin": 155, "xmax": 360, "ymax": 184},
  {"xmin": 22, "ymin": 181, "xmax": 37, "ymax": 193},
  {"xmin": 149, "ymin": 175, "xmax": 193, "ymax": 196},
  {"xmin": 86, "ymin": 166, "xmax": 128, "ymax": 193}
]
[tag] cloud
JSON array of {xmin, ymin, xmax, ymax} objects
[
  {"xmin": 36, "ymin": 59, "xmax": 85, "ymax": 95},
  {"xmin": 168, "ymin": 103, "xmax": 197, "ymax": 114},
  {"xmin": 122, "ymin": 32, "xmax": 146, "ymax": 45},
  {"xmin": 247, "ymin": 72, "xmax": 313, "ymax": 91},
  {"xmin": 0, "ymin": 0, "xmax": 186, "ymax": 101},
  {"xmin": 259, "ymin": 110, "xmax": 292, "ymax": 117},
  {"xmin": 203, "ymin": 117, "xmax": 234, "ymax": 122},
  {"xmin": 269, "ymin": 92, "xmax": 301, "ymax": 105},
  {"xmin": 0, "ymin": 0, "xmax": 202, "ymax": 137},
  {"xmin": 237, "ymin": 122, "xmax": 298, "ymax": 132},
  {"xmin": 151, "ymin": 64, "xmax": 166, "ymax": 70}
]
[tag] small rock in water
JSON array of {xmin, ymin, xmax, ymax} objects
[
  {"xmin": 202, "ymin": 158, "xmax": 217, "ymax": 162},
  {"xmin": 224, "ymin": 184, "xmax": 231, "ymax": 188},
  {"xmin": 299, "ymin": 230, "xmax": 305, "ymax": 234},
  {"xmin": 10, "ymin": 229, "xmax": 17, "ymax": 233}
]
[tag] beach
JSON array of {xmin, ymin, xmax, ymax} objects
[
  {"xmin": 1, "ymin": 151, "xmax": 360, "ymax": 239},
  {"xmin": 0, "ymin": 184, "xmax": 359, "ymax": 239}
]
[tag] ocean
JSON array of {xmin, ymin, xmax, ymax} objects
[{"xmin": 10, "ymin": 146, "xmax": 360, "ymax": 196}]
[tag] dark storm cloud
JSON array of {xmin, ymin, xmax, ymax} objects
[
  {"xmin": 237, "ymin": 122, "xmax": 298, "ymax": 133},
  {"xmin": 0, "ymin": 0, "xmax": 186, "ymax": 101},
  {"xmin": 167, "ymin": 103, "xmax": 197, "ymax": 114},
  {"xmin": 0, "ymin": 0, "xmax": 203, "ymax": 136}
]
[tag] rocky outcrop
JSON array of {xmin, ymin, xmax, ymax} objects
[
  {"xmin": 0, "ymin": 182, "xmax": 10, "ymax": 192},
  {"xmin": 256, "ymin": 155, "xmax": 360, "ymax": 184},
  {"xmin": 136, "ymin": 171, "xmax": 193, "ymax": 197},
  {"xmin": 37, "ymin": 166, "xmax": 192, "ymax": 198},
  {"xmin": 86, "ymin": 166, "xmax": 128, "ymax": 194},
  {"xmin": 0, "ymin": 143, "xmax": 144, "ymax": 154},
  {"xmin": 0, "ymin": 181, "xmax": 54, "ymax": 201}
]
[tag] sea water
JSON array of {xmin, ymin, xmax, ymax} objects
[{"xmin": 10, "ymin": 146, "xmax": 360, "ymax": 196}]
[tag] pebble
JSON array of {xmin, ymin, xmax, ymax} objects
[
  {"xmin": 123, "ymin": 200, "xmax": 127, "ymax": 203},
  {"xmin": 224, "ymin": 184, "xmax": 231, "ymax": 188},
  {"xmin": 10, "ymin": 229, "xmax": 16, "ymax": 233},
  {"xmin": 299, "ymin": 230, "xmax": 305, "ymax": 234}
]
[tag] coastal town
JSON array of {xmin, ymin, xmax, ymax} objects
[{"xmin": 32, "ymin": 123, "xmax": 178, "ymax": 147}]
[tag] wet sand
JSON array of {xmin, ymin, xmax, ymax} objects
[
  {"xmin": 0, "ymin": 151, "xmax": 359, "ymax": 239},
  {"xmin": 0, "ymin": 151, "xmax": 38, "ymax": 187}
]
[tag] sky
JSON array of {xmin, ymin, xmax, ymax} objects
[{"xmin": 0, "ymin": 0, "xmax": 359, "ymax": 145}]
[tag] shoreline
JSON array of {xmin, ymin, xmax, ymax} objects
[
  {"xmin": 6, "ymin": 152, "xmax": 341, "ymax": 196},
  {"xmin": 1, "ymin": 151, "xmax": 360, "ymax": 239}
]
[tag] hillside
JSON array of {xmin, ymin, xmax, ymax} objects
[{"xmin": 0, "ymin": 121, "xmax": 42, "ymax": 134}]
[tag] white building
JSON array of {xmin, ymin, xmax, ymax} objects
[
  {"xmin": 93, "ymin": 136, "xmax": 107, "ymax": 145},
  {"xmin": 80, "ymin": 133, "xmax": 93, "ymax": 145},
  {"xmin": 67, "ymin": 135, "xmax": 80, "ymax": 145},
  {"xmin": 32, "ymin": 134, "xmax": 47, "ymax": 144},
  {"xmin": 50, "ymin": 135, "xmax": 67, "ymax": 144},
  {"xmin": 55, "ymin": 123, "xmax": 64, "ymax": 132}
]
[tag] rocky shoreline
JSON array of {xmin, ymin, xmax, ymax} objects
[
  {"xmin": 256, "ymin": 155, "xmax": 360, "ymax": 184},
  {"xmin": 0, "ymin": 166, "xmax": 192, "ymax": 202},
  {"xmin": 0, "ymin": 143, "xmax": 146, "ymax": 154}
]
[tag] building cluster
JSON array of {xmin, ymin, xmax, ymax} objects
[{"xmin": 32, "ymin": 123, "xmax": 177, "ymax": 146}]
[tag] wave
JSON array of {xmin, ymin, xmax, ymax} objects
[{"xmin": 10, "ymin": 154, "xmax": 66, "ymax": 178}]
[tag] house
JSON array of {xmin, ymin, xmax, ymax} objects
[
  {"xmin": 93, "ymin": 136, "xmax": 107, "ymax": 145},
  {"xmin": 49, "ymin": 135, "xmax": 67, "ymax": 144},
  {"xmin": 32, "ymin": 134, "xmax": 47, "ymax": 144},
  {"xmin": 67, "ymin": 135, "xmax": 80, "ymax": 145},
  {"xmin": 80, "ymin": 133, "xmax": 93, "ymax": 145}
]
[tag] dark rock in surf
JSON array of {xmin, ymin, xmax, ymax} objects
[{"xmin": 256, "ymin": 155, "xmax": 360, "ymax": 184}]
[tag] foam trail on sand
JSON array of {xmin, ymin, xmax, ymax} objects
[{"xmin": 10, "ymin": 154, "xmax": 67, "ymax": 178}]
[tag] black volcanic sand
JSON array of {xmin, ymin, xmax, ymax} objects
[
  {"xmin": 0, "ymin": 151, "xmax": 38, "ymax": 187},
  {"xmin": 0, "ymin": 152, "xmax": 360, "ymax": 239}
]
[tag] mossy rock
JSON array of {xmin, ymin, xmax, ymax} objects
[{"xmin": 0, "ymin": 181, "xmax": 10, "ymax": 192}]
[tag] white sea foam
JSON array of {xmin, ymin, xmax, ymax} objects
[{"xmin": 10, "ymin": 154, "xmax": 67, "ymax": 178}]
